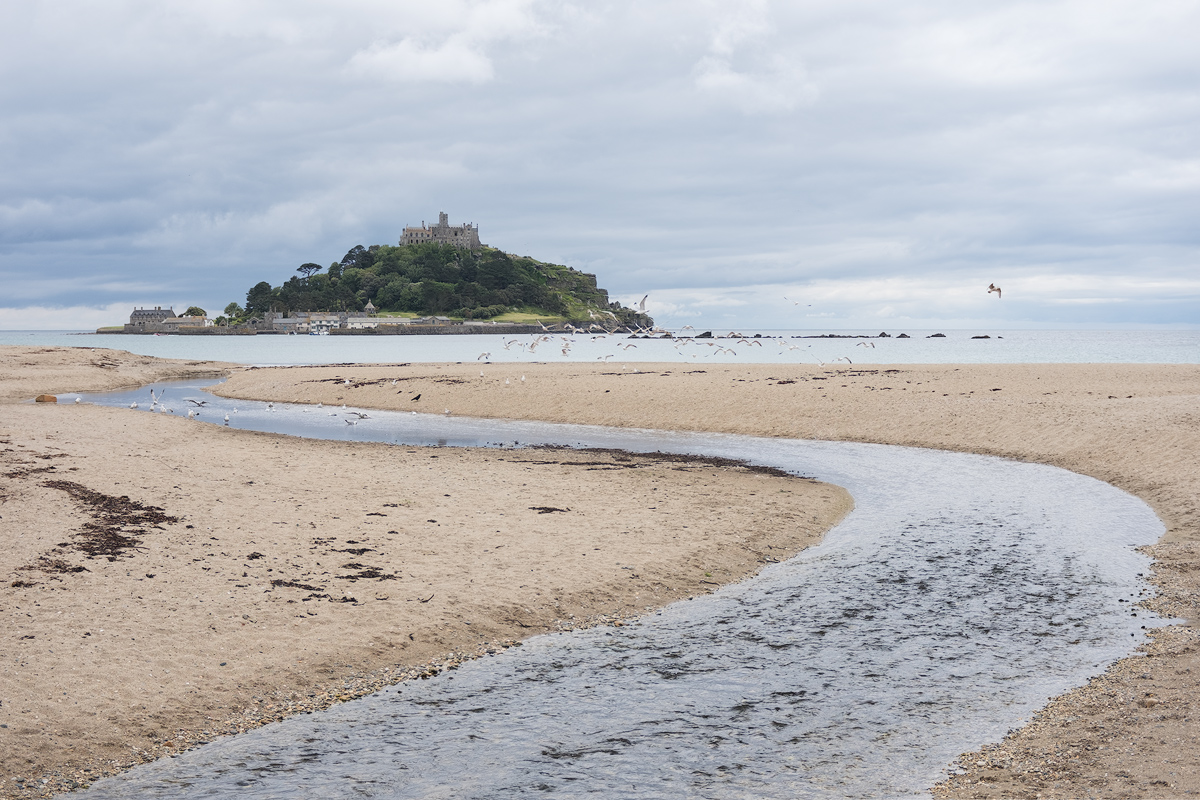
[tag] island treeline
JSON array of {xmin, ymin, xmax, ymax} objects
[{"xmin": 222, "ymin": 243, "xmax": 651, "ymax": 328}]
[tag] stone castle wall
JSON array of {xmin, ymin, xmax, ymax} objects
[{"xmin": 400, "ymin": 211, "xmax": 481, "ymax": 249}]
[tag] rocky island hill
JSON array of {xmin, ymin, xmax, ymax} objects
[{"xmin": 107, "ymin": 213, "xmax": 654, "ymax": 334}]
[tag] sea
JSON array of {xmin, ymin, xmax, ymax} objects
[{"xmin": 2, "ymin": 328, "xmax": 1199, "ymax": 366}]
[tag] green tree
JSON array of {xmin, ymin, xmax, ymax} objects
[
  {"xmin": 297, "ymin": 262, "xmax": 322, "ymax": 280},
  {"xmin": 246, "ymin": 281, "xmax": 276, "ymax": 315},
  {"xmin": 224, "ymin": 302, "xmax": 244, "ymax": 318},
  {"xmin": 184, "ymin": 306, "xmax": 207, "ymax": 317}
]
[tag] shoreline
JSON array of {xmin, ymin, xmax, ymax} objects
[{"xmin": 3, "ymin": 347, "xmax": 1198, "ymax": 797}]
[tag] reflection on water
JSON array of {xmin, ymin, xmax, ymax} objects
[{"xmin": 74, "ymin": 381, "xmax": 1167, "ymax": 799}]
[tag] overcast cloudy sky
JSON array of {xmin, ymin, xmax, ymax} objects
[{"xmin": 2, "ymin": 0, "xmax": 1198, "ymax": 330}]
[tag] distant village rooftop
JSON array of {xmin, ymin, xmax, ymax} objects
[{"xmin": 400, "ymin": 212, "xmax": 480, "ymax": 250}]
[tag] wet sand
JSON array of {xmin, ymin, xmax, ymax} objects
[
  {"xmin": 216, "ymin": 359, "xmax": 1200, "ymax": 799},
  {"xmin": 0, "ymin": 347, "xmax": 851, "ymax": 798}
]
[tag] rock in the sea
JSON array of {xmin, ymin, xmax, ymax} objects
[{"xmin": 35, "ymin": 394, "xmax": 57, "ymax": 403}]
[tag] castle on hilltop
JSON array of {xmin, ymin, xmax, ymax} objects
[{"xmin": 400, "ymin": 212, "xmax": 481, "ymax": 250}]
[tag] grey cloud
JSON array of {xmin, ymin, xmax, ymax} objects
[{"xmin": 1, "ymin": 0, "xmax": 1197, "ymax": 327}]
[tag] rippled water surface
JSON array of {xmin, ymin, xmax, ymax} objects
[
  {"xmin": 5, "ymin": 327, "xmax": 1200, "ymax": 364},
  {"xmin": 74, "ymin": 382, "xmax": 1167, "ymax": 799}
]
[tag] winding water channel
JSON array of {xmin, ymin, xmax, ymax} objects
[{"xmin": 73, "ymin": 380, "xmax": 1167, "ymax": 798}]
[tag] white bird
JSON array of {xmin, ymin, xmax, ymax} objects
[
  {"xmin": 130, "ymin": 402, "xmax": 138, "ymax": 409},
  {"xmin": 620, "ymin": 344, "xmax": 637, "ymax": 350},
  {"xmin": 505, "ymin": 378, "xmax": 510, "ymax": 385},
  {"xmin": 74, "ymin": 397, "xmax": 81, "ymax": 404},
  {"xmin": 345, "ymin": 418, "xmax": 357, "ymax": 425},
  {"xmin": 521, "ymin": 375, "xmax": 525, "ymax": 382},
  {"xmin": 857, "ymin": 341, "xmax": 876, "ymax": 348},
  {"xmin": 187, "ymin": 409, "xmax": 196, "ymax": 419},
  {"xmin": 349, "ymin": 411, "xmax": 370, "ymax": 419},
  {"xmin": 267, "ymin": 402, "xmax": 274, "ymax": 411},
  {"xmin": 638, "ymin": 294, "xmax": 648, "ymax": 311},
  {"xmin": 480, "ymin": 371, "xmax": 484, "ymax": 378},
  {"xmin": 341, "ymin": 403, "xmax": 346, "ymax": 409},
  {"xmin": 444, "ymin": 408, "xmax": 451, "ymax": 415},
  {"xmin": 317, "ymin": 402, "xmax": 323, "ymax": 408},
  {"xmin": 224, "ymin": 414, "xmax": 230, "ymax": 424},
  {"xmin": 478, "ymin": 352, "xmax": 491, "ymax": 361},
  {"xmin": 343, "ymin": 378, "xmax": 352, "ymax": 385},
  {"xmin": 988, "ymin": 283, "xmax": 1002, "ymax": 298},
  {"xmin": 598, "ymin": 354, "xmax": 613, "ymax": 362}
]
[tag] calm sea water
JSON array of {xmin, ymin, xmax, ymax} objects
[
  {"xmin": 2, "ymin": 328, "xmax": 1199, "ymax": 365},
  {"xmin": 70, "ymin": 382, "xmax": 1169, "ymax": 799}
]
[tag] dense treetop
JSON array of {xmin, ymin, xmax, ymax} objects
[{"xmin": 229, "ymin": 243, "xmax": 651, "ymax": 327}]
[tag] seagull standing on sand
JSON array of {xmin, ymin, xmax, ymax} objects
[{"xmin": 988, "ymin": 283, "xmax": 1002, "ymax": 298}]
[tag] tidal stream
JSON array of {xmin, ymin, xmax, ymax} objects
[{"xmin": 71, "ymin": 380, "xmax": 1167, "ymax": 798}]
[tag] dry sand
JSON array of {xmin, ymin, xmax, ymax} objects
[
  {"xmin": 0, "ymin": 347, "xmax": 851, "ymax": 798},
  {"xmin": 214, "ymin": 358, "xmax": 1200, "ymax": 799}
]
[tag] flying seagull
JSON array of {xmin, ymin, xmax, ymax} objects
[
  {"xmin": 988, "ymin": 283, "xmax": 1002, "ymax": 298},
  {"xmin": 638, "ymin": 294, "xmax": 648, "ymax": 311}
]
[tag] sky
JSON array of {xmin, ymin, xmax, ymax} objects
[{"xmin": 2, "ymin": 0, "xmax": 1198, "ymax": 330}]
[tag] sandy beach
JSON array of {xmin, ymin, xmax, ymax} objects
[
  {"xmin": 3, "ymin": 348, "xmax": 1198, "ymax": 797},
  {"xmin": 0, "ymin": 347, "xmax": 850, "ymax": 797}
]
